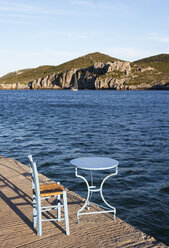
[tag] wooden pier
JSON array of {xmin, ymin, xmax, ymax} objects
[{"xmin": 0, "ymin": 156, "xmax": 167, "ymax": 248}]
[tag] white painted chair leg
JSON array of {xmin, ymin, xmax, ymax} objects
[
  {"xmin": 33, "ymin": 195, "xmax": 37, "ymax": 228},
  {"xmin": 37, "ymin": 201, "xmax": 42, "ymax": 236},
  {"xmin": 57, "ymin": 182, "xmax": 61, "ymax": 221},
  {"xmin": 57, "ymin": 194, "xmax": 61, "ymax": 221},
  {"xmin": 63, "ymin": 190, "xmax": 70, "ymax": 235}
]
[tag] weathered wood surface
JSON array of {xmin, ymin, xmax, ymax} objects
[{"xmin": 0, "ymin": 156, "xmax": 167, "ymax": 248}]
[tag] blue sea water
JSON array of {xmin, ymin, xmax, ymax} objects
[{"xmin": 0, "ymin": 89, "xmax": 169, "ymax": 245}]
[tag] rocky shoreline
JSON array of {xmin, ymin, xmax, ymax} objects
[{"xmin": 0, "ymin": 60, "xmax": 169, "ymax": 90}]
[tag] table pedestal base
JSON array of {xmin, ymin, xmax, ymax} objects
[{"xmin": 75, "ymin": 167, "xmax": 118, "ymax": 224}]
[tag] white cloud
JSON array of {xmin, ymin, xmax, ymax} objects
[
  {"xmin": 0, "ymin": 1, "xmax": 80, "ymax": 17},
  {"xmin": 103, "ymin": 47, "xmax": 157, "ymax": 62},
  {"xmin": 0, "ymin": 1, "xmax": 35, "ymax": 13},
  {"xmin": 71, "ymin": 0, "xmax": 91, "ymax": 5},
  {"xmin": 147, "ymin": 33, "xmax": 169, "ymax": 43},
  {"xmin": 71, "ymin": 0, "xmax": 129, "ymax": 11}
]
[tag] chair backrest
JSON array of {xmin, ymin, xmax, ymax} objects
[
  {"xmin": 28, "ymin": 155, "xmax": 35, "ymax": 190},
  {"xmin": 28, "ymin": 155, "xmax": 40, "ymax": 199}
]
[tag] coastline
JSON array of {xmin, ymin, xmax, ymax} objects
[{"xmin": 0, "ymin": 85, "xmax": 169, "ymax": 90}]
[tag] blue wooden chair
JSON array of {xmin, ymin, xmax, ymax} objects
[{"xmin": 28, "ymin": 155, "xmax": 70, "ymax": 236}]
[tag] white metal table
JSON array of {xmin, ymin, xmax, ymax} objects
[{"xmin": 70, "ymin": 156, "xmax": 119, "ymax": 223}]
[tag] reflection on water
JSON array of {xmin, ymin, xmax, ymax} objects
[{"xmin": 0, "ymin": 90, "xmax": 169, "ymax": 244}]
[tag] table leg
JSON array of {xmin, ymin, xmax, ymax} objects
[
  {"xmin": 75, "ymin": 168, "xmax": 91, "ymax": 224},
  {"xmin": 100, "ymin": 169, "xmax": 118, "ymax": 220}
]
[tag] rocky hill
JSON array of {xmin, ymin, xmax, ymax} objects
[
  {"xmin": 133, "ymin": 54, "xmax": 169, "ymax": 89},
  {"xmin": 0, "ymin": 52, "xmax": 169, "ymax": 90}
]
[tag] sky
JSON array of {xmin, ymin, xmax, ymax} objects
[{"xmin": 0, "ymin": 0, "xmax": 169, "ymax": 77}]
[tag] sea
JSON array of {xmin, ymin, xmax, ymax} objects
[{"xmin": 0, "ymin": 89, "xmax": 169, "ymax": 245}]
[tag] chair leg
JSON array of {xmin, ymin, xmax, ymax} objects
[
  {"xmin": 57, "ymin": 194, "xmax": 61, "ymax": 221},
  {"xmin": 37, "ymin": 200, "xmax": 42, "ymax": 236},
  {"xmin": 33, "ymin": 195, "xmax": 37, "ymax": 228},
  {"xmin": 63, "ymin": 190, "xmax": 70, "ymax": 235}
]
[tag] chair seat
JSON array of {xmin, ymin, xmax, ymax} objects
[{"xmin": 33, "ymin": 183, "xmax": 64, "ymax": 197}]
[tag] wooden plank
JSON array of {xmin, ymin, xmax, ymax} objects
[{"xmin": 0, "ymin": 157, "xmax": 167, "ymax": 248}]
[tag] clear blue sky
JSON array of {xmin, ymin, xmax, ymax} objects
[{"xmin": 0, "ymin": 0, "xmax": 169, "ymax": 76}]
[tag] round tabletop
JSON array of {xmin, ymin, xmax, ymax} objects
[{"xmin": 70, "ymin": 157, "xmax": 119, "ymax": 170}]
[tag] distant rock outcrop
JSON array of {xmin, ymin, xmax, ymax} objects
[{"xmin": 0, "ymin": 83, "xmax": 29, "ymax": 89}]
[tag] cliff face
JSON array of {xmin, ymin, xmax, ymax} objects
[
  {"xmin": 27, "ymin": 61, "xmax": 132, "ymax": 90},
  {"xmin": 0, "ymin": 82, "xmax": 29, "ymax": 90}
]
